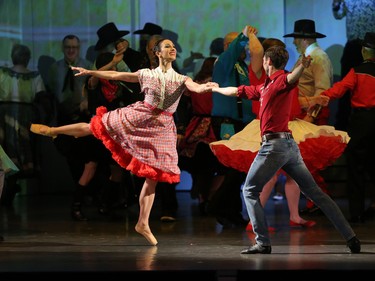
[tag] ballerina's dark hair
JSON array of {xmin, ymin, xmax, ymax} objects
[{"xmin": 152, "ymin": 38, "xmax": 167, "ymax": 53}]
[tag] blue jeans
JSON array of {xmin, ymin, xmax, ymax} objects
[{"xmin": 242, "ymin": 137, "xmax": 356, "ymax": 246}]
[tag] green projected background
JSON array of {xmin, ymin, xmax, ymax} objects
[
  {"xmin": 153, "ymin": 0, "xmax": 284, "ymax": 62},
  {"xmin": 0, "ymin": 0, "xmax": 345, "ymax": 76}
]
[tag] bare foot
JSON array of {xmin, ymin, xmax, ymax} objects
[
  {"xmin": 135, "ymin": 224, "xmax": 158, "ymax": 246},
  {"xmin": 289, "ymin": 218, "xmax": 316, "ymax": 227}
]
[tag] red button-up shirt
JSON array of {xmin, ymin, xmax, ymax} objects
[
  {"xmin": 237, "ymin": 70, "xmax": 298, "ymax": 136},
  {"xmin": 321, "ymin": 59, "xmax": 375, "ymax": 109}
]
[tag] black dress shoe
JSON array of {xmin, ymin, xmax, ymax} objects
[
  {"xmin": 216, "ymin": 216, "xmax": 233, "ymax": 228},
  {"xmin": 241, "ymin": 244, "xmax": 272, "ymax": 254},
  {"xmin": 347, "ymin": 236, "xmax": 361, "ymax": 253},
  {"xmin": 71, "ymin": 203, "xmax": 88, "ymax": 221},
  {"xmin": 98, "ymin": 204, "xmax": 109, "ymax": 215}
]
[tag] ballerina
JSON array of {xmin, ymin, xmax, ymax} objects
[{"xmin": 30, "ymin": 38, "xmax": 217, "ymax": 246}]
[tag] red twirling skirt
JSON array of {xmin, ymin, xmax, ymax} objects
[{"xmin": 209, "ymin": 119, "xmax": 349, "ymax": 174}]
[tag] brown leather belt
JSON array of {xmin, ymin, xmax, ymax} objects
[{"xmin": 262, "ymin": 132, "xmax": 293, "ymax": 142}]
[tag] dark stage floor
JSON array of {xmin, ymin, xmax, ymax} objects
[{"xmin": 0, "ymin": 190, "xmax": 374, "ymax": 278}]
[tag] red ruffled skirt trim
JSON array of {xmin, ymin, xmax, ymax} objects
[
  {"xmin": 210, "ymin": 119, "xmax": 349, "ymax": 174},
  {"xmin": 209, "ymin": 144, "xmax": 257, "ymax": 173},
  {"xmin": 298, "ymin": 135, "xmax": 346, "ymax": 173},
  {"xmin": 90, "ymin": 106, "xmax": 180, "ymax": 183}
]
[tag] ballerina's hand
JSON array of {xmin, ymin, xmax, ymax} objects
[
  {"xmin": 204, "ymin": 82, "xmax": 219, "ymax": 92},
  {"xmin": 207, "ymin": 82, "xmax": 219, "ymax": 88}
]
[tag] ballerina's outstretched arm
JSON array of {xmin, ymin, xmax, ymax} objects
[{"xmin": 71, "ymin": 66, "xmax": 140, "ymax": 83}]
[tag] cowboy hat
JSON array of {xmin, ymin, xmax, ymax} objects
[
  {"xmin": 133, "ymin": 22, "xmax": 163, "ymax": 35},
  {"xmin": 161, "ymin": 29, "xmax": 182, "ymax": 52},
  {"xmin": 362, "ymin": 32, "xmax": 375, "ymax": 49},
  {"xmin": 283, "ymin": 19, "xmax": 326, "ymax": 38},
  {"xmin": 95, "ymin": 22, "xmax": 129, "ymax": 50}
]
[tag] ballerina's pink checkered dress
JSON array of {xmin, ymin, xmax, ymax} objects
[{"xmin": 90, "ymin": 67, "xmax": 188, "ymax": 183}]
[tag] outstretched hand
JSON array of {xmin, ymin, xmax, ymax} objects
[
  {"xmin": 246, "ymin": 26, "xmax": 258, "ymax": 37},
  {"xmin": 242, "ymin": 25, "xmax": 258, "ymax": 37},
  {"xmin": 315, "ymin": 95, "xmax": 330, "ymax": 107},
  {"xmin": 71, "ymin": 66, "xmax": 90, "ymax": 76},
  {"xmin": 112, "ymin": 51, "xmax": 124, "ymax": 65},
  {"xmin": 205, "ymin": 82, "xmax": 219, "ymax": 91},
  {"xmin": 114, "ymin": 39, "xmax": 127, "ymax": 63},
  {"xmin": 301, "ymin": 55, "xmax": 312, "ymax": 68},
  {"xmin": 115, "ymin": 39, "xmax": 129, "ymax": 52}
]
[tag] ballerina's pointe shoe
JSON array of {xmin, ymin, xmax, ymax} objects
[
  {"xmin": 135, "ymin": 224, "xmax": 158, "ymax": 246},
  {"xmin": 30, "ymin": 124, "xmax": 57, "ymax": 139}
]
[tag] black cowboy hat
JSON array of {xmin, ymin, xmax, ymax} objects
[
  {"xmin": 133, "ymin": 22, "xmax": 163, "ymax": 35},
  {"xmin": 362, "ymin": 32, "xmax": 375, "ymax": 49},
  {"xmin": 95, "ymin": 22, "xmax": 129, "ymax": 50},
  {"xmin": 161, "ymin": 29, "xmax": 182, "ymax": 52},
  {"xmin": 283, "ymin": 19, "xmax": 326, "ymax": 39}
]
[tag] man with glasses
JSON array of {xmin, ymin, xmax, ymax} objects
[{"xmin": 46, "ymin": 34, "xmax": 94, "ymax": 221}]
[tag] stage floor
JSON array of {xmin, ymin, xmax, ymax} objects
[{"xmin": 0, "ymin": 190, "xmax": 374, "ymax": 278}]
